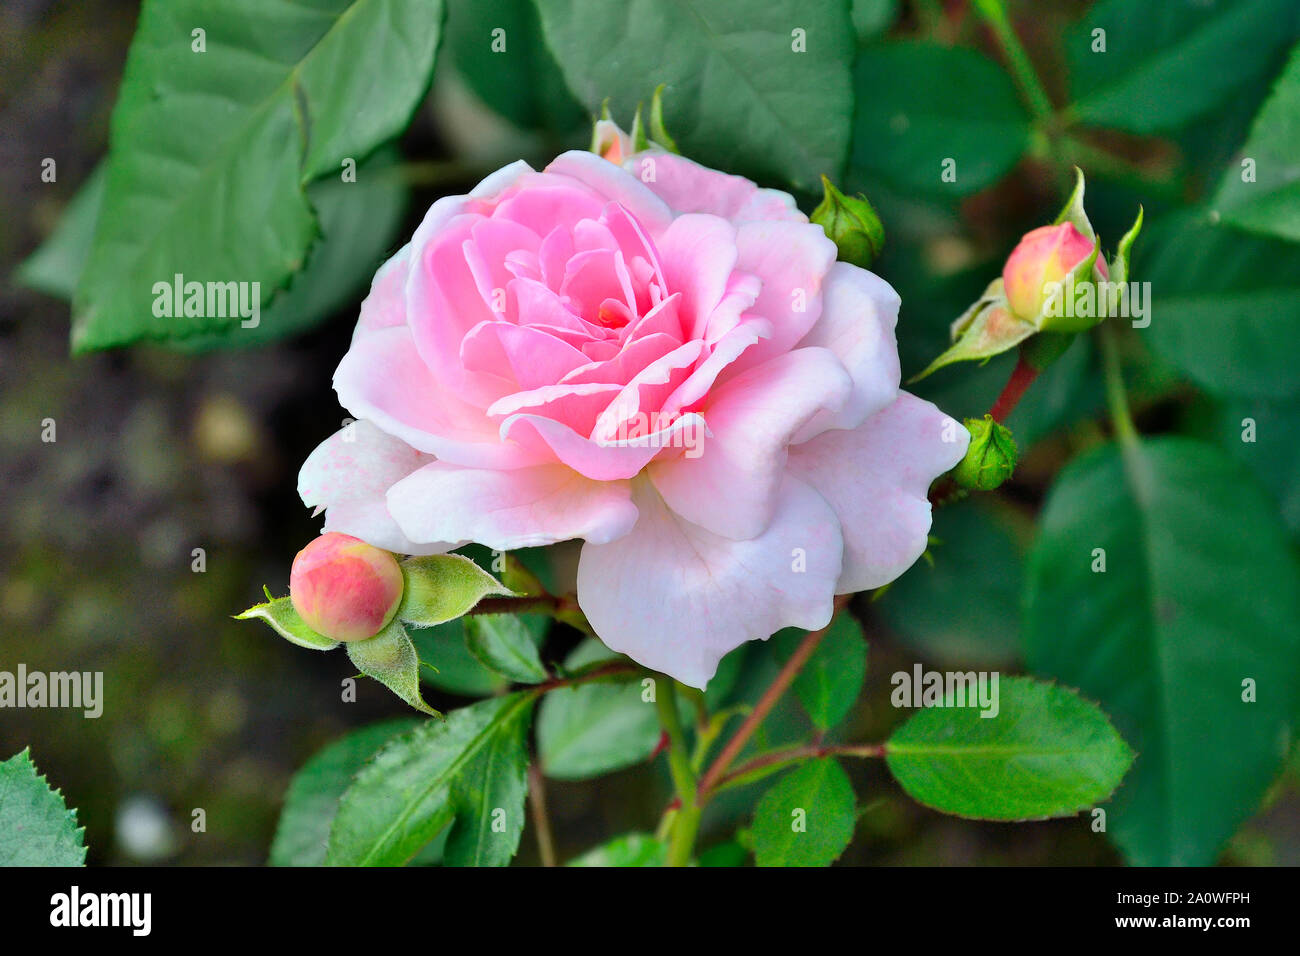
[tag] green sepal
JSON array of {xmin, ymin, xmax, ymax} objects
[
  {"xmin": 1053, "ymin": 167, "xmax": 1096, "ymax": 242},
  {"xmin": 397, "ymin": 554, "xmax": 513, "ymax": 628},
  {"xmin": 648, "ymin": 84, "xmax": 680, "ymax": 153},
  {"xmin": 629, "ymin": 102, "xmax": 651, "ymax": 153},
  {"xmin": 347, "ymin": 620, "xmax": 440, "ymax": 717},
  {"xmin": 235, "ymin": 593, "xmax": 339, "ymax": 651},
  {"xmin": 910, "ymin": 301, "xmax": 1036, "ymax": 382},
  {"xmin": 1108, "ymin": 205, "xmax": 1145, "ymax": 288}
]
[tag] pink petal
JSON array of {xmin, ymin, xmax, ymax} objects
[
  {"xmin": 545, "ymin": 150, "xmax": 674, "ymax": 234},
  {"xmin": 334, "ymin": 325, "xmax": 538, "ymax": 470},
  {"xmin": 786, "ymin": 392, "xmax": 969, "ymax": 593},
  {"xmin": 625, "ymin": 152, "xmax": 806, "ymax": 224},
  {"xmin": 577, "ymin": 475, "xmax": 842, "ymax": 688},
  {"xmin": 298, "ymin": 420, "xmax": 448, "ymax": 555},
  {"xmin": 487, "ymin": 382, "xmax": 623, "ymax": 436},
  {"xmin": 650, "ymin": 347, "xmax": 851, "ymax": 539},
  {"xmin": 353, "ymin": 244, "xmax": 411, "ymax": 337},
  {"xmin": 387, "ymin": 462, "xmax": 639, "ymax": 550},
  {"xmin": 792, "ymin": 262, "xmax": 901, "ymax": 441},
  {"xmin": 655, "ymin": 213, "xmax": 738, "ymax": 336},
  {"xmin": 460, "ymin": 320, "xmax": 592, "ymax": 389}
]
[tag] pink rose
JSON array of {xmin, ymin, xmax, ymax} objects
[
  {"xmin": 290, "ymin": 532, "xmax": 404, "ymax": 642},
  {"xmin": 1002, "ymin": 222, "xmax": 1107, "ymax": 321},
  {"xmin": 299, "ymin": 140, "xmax": 968, "ymax": 687}
]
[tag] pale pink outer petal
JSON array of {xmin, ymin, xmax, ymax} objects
[
  {"xmin": 298, "ymin": 420, "xmax": 450, "ymax": 556},
  {"xmin": 650, "ymin": 347, "xmax": 852, "ymax": 540},
  {"xmin": 334, "ymin": 325, "xmax": 541, "ymax": 470},
  {"xmin": 792, "ymin": 262, "xmax": 902, "ymax": 442},
  {"xmin": 577, "ymin": 476, "xmax": 843, "ymax": 689},
  {"xmin": 386, "ymin": 462, "xmax": 639, "ymax": 551},
  {"xmin": 786, "ymin": 392, "xmax": 969, "ymax": 593},
  {"xmin": 624, "ymin": 151, "xmax": 806, "ymax": 225},
  {"xmin": 353, "ymin": 244, "xmax": 411, "ymax": 338}
]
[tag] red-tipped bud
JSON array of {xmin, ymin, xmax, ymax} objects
[{"xmin": 289, "ymin": 533, "xmax": 403, "ymax": 642}]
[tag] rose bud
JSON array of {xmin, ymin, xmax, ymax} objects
[
  {"xmin": 812, "ymin": 175, "xmax": 884, "ymax": 269},
  {"xmin": 289, "ymin": 533, "xmax": 404, "ymax": 642},
  {"xmin": 952, "ymin": 415, "xmax": 1018, "ymax": 492},
  {"xmin": 1002, "ymin": 222, "xmax": 1107, "ymax": 323}
]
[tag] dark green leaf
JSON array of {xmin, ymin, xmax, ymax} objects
[
  {"xmin": 327, "ymin": 693, "xmax": 535, "ymax": 865},
  {"xmin": 752, "ymin": 758, "xmax": 856, "ymax": 867},
  {"xmin": 1066, "ymin": 0, "xmax": 1298, "ymax": 135},
  {"xmin": 0, "ymin": 749, "xmax": 86, "ymax": 866},
  {"xmin": 1212, "ymin": 396, "xmax": 1300, "ymax": 536},
  {"xmin": 536, "ymin": 0, "xmax": 855, "ymax": 190},
  {"xmin": 1141, "ymin": 212, "xmax": 1300, "ymax": 399},
  {"xmin": 886, "ymin": 677, "xmax": 1133, "ymax": 821},
  {"xmin": 1212, "ymin": 43, "xmax": 1300, "ymax": 242},
  {"xmin": 1024, "ymin": 439, "xmax": 1300, "ymax": 863},
  {"xmin": 773, "ymin": 615, "xmax": 867, "ymax": 731},
  {"xmin": 270, "ymin": 719, "xmax": 418, "ymax": 866},
  {"xmin": 849, "ymin": 41, "xmax": 1029, "ymax": 197}
]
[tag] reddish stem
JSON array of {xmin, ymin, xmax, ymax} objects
[{"xmin": 988, "ymin": 355, "xmax": 1040, "ymax": 423}]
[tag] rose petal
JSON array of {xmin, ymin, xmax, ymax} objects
[
  {"xmin": 786, "ymin": 392, "xmax": 968, "ymax": 593},
  {"xmin": 625, "ymin": 152, "xmax": 805, "ymax": 225},
  {"xmin": 387, "ymin": 462, "xmax": 639, "ymax": 550},
  {"xmin": 298, "ymin": 420, "xmax": 448, "ymax": 555},
  {"xmin": 577, "ymin": 475, "xmax": 842, "ymax": 689}
]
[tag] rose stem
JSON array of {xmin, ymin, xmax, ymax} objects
[{"xmin": 527, "ymin": 763, "xmax": 557, "ymax": 868}]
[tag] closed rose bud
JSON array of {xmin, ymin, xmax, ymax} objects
[
  {"xmin": 811, "ymin": 176, "xmax": 885, "ymax": 269},
  {"xmin": 289, "ymin": 533, "xmax": 404, "ymax": 642},
  {"xmin": 1002, "ymin": 223, "xmax": 1106, "ymax": 322},
  {"xmin": 952, "ymin": 415, "xmax": 1018, "ymax": 492}
]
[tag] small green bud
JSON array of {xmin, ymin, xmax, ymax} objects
[
  {"xmin": 811, "ymin": 176, "xmax": 884, "ymax": 269},
  {"xmin": 952, "ymin": 415, "xmax": 1018, "ymax": 491}
]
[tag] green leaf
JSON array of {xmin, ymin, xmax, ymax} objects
[
  {"xmin": 1141, "ymin": 212, "xmax": 1300, "ymax": 399},
  {"xmin": 1212, "ymin": 397, "xmax": 1300, "ymax": 536},
  {"xmin": 1065, "ymin": 0, "xmax": 1298, "ymax": 135},
  {"xmin": 885, "ymin": 677, "xmax": 1133, "ymax": 821},
  {"xmin": 1212, "ymin": 43, "xmax": 1300, "ymax": 242},
  {"xmin": 752, "ymin": 758, "xmax": 856, "ymax": 867},
  {"xmin": 444, "ymin": 0, "xmax": 583, "ymax": 131},
  {"xmin": 849, "ymin": 41, "xmax": 1030, "ymax": 198},
  {"xmin": 772, "ymin": 615, "xmax": 867, "ymax": 732},
  {"xmin": 851, "ymin": 0, "xmax": 897, "ymax": 42},
  {"xmin": 441, "ymin": 695, "xmax": 533, "ymax": 866},
  {"xmin": 535, "ymin": 0, "xmax": 855, "ymax": 190},
  {"xmin": 877, "ymin": 500, "xmax": 1024, "ymax": 667},
  {"xmin": 0, "ymin": 749, "xmax": 87, "ymax": 866},
  {"xmin": 410, "ymin": 618, "xmax": 510, "ymax": 697},
  {"xmin": 327, "ymin": 693, "xmax": 535, "ymax": 865},
  {"xmin": 235, "ymin": 594, "xmax": 339, "ymax": 651},
  {"xmin": 463, "ymin": 614, "xmax": 548, "ymax": 685},
  {"xmin": 15, "ymin": 164, "xmax": 106, "ymax": 299},
  {"xmin": 567, "ymin": 833, "xmax": 667, "ymax": 867},
  {"xmin": 1024, "ymin": 439, "xmax": 1300, "ymax": 863},
  {"xmin": 398, "ymin": 554, "xmax": 513, "ymax": 628},
  {"xmin": 73, "ymin": 0, "xmax": 444, "ymax": 351},
  {"xmin": 20, "ymin": 149, "xmax": 409, "ymax": 351},
  {"xmin": 270, "ymin": 719, "xmax": 418, "ymax": 866},
  {"xmin": 537, "ymin": 639, "xmax": 656, "ymax": 780},
  {"xmin": 175, "ymin": 148, "xmax": 411, "ymax": 350},
  {"xmin": 346, "ymin": 621, "xmax": 439, "ymax": 716}
]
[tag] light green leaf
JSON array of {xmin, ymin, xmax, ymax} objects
[
  {"xmin": 270, "ymin": 719, "xmax": 418, "ymax": 866},
  {"xmin": 346, "ymin": 621, "xmax": 439, "ymax": 716},
  {"xmin": 535, "ymin": 0, "xmax": 855, "ymax": 190},
  {"xmin": 15, "ymin": 165, "xmax": 106, "ymax": 299},
  {"xmin": 1024, "ymin": 438, "xmax": 1300, "ymax": 863},
  {"xmin": 1212, "ymin": 43, "xmax": 1300, "ymax": 242},
  {"xmin": 464, "ymin": 614, "xmax": 548, "ymax": 685},
  {"xmin": 886, "ymin": 677, "xmax": 1133, "ymax": 821},
  {"xmin": 398, "ymin": 554, "xmax": 513, "ymax": 628},
  {"xmin": 0, "ymin": 749, "xmax": 87, "ymax": 866},
  {"xmin": 567, "ymin": 833, "xmax": 667, "ymax": 867},
  {"xmin": 752, "ymin": 759, "xmax": 856, "ymax": 867},
  {"xmin": 327, "ymin": 693, "xmax": 535, "ymax": 865},
  {"xmin": 235, "ymin": 594, "xmax": 339, "ymax": 651},
  {"xmin": 773, "ymin": 615, "xmax": 867, "ymax": 732},
  {"xmin": 73, "ymin": 0, "xmax": 444, "ymax": 351},
  {"xmin": 537, "ymin": 639, "xmax": 656, "ymax": 780},
  {"xmin": 1141, "ymin": 212, "xmax": 1300, "ymax": 399},
  {"xmin": 849, "ymin": 41, "xmax": 1030, "ymax": 198},
  {"xmin": 1066, "ymin": 0, "xmax": 1298, "ymax": 135}
]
